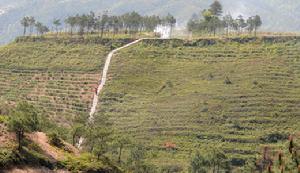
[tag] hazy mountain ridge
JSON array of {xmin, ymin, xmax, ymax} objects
[{"xmin": 0, "ymin": 0, "xmax": 300, "ymax": 44}]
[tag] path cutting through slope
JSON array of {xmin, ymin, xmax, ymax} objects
[
  {"xmin": 77, "ymin": 39, "xmax": 143, "ymax": 147},
  {"xmin": 88, "ymin": 39, "xmax": 143, "ymax": 121}
]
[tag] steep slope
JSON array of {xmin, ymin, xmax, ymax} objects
[
  {"xmin": 1, "ymin": 0, "xmax": 300, "ymax": 44},
  {"xmin": 97, "ymin": 38, "xmax": 300, "ymax": 170},
  {"xmin": 0, "ymin": 37, "xmax": 134, "ymax": 126},
  {"xmin": 0, "ymin": 115, "xmax": 120, "ymax": 172}
]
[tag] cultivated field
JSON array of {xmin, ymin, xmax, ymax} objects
[
  {"xmin": 0, "ymin": 37, "xmax": 133, "ymax": 125},
  {"xmin": 98, "ymin": 38, "xmax": 300, "ymax": 170}
]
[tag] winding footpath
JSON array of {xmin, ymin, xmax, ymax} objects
[{"xmin": 77, "ymin": 39, "xmax": 143, "ymax": 148}]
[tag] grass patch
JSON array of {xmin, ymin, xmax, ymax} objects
[{"xmin": 0, "ymin": 41, "xmax": 109, "ymax": 72}]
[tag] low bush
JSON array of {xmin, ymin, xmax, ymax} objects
[
  {"xmin": 0, "ymin": 148, "xmax": 19, "ymax": 168},
  {"xmin": 0, "ymin": 115, "xmax": 8, "ymax": 124},
  {"xmin": 161, "ymin": 165, "xmax": 183, "ymax": 173},
  {"xmin": 0, "ymin": 102, "xmax": 11, "ymax": 115},
  {"xmin": 224, "ymin": 76, "xmax": 232, "ymax": 84},
  {"xmin": 61, "ymin": 153, "xmax": 120, "ymax": 173},
  {"xmin": 260, "ymin": 133, "xmax": 288, "ymax": 143},
  {"xmin": 48, "ymin": 132, "xmax": 64, "ymax": 148},
  {"xmin": 230, "ymin": 158, "xmax": 246, "ymax": 166},
  {"xmin": 20, "ymin": 147, "xmax": 54, "ymax": 169}
]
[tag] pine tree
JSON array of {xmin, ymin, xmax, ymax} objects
[{"xmin": 210, "ymin": 0, "xmax": 223, "ymax": 17}]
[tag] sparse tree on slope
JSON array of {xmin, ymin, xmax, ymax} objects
[
  {"xmin": 8, "ymin": 102, "xmax": 40, "ymax": 151},
  {"xmin": 84, "ymin": 114, "xmax": 112, "ymax": 160},
  {"xmin": 114, "ymin": 135, "xmax": 131, "ymax": 163},
  {"xmin": 70, "ymin": 113, "xmax": 86, "ymax": 146},
  {"xmin": 190, "ymin": 150, "xmax": 231, "ymax": 173},
  {"xmin": 92, "ymin": 126, "xmax": 112, "ymax": 160},
  {"xmin": 209, "ymin": 149, "xmax": 230, "ymax": 173},
  {"xmin": 128, "ymin": 144, "xmax": 149, "ymax": 173},
  {"xmin": 190, "ymin": 151, "xmax": 208, "ymax": 173}
]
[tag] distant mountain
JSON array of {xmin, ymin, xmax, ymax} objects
[{"xmin": 1, "ymin": 0, "xmax": 300, "ymax": 44}]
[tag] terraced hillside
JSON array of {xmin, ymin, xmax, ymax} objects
[
  {"xmin": 0, "ymin": 37, "xmax": 133, "ymax": 125},
  {"xmin": 98, "ymin": 38, "xmax": 300, "ymax": 170}
]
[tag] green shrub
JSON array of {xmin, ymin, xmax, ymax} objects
[
  {"xmin": 61, "ymin": 153, "xmax": 114, "ymax": 172},
  {"xmin": 20, "ymin": 147, "xmax": 54, "ymax": 169},
  {"xmin": 260, "ymin": 133, "xmax": 288, "ymax": 143},
  {"xmin": 161, "ymin": 165, "xmax": 183, "ymax": 173},
  {"xmin": 48, "ymin": 131, "xmax": 64, "ymax": 148},
  {"xmin": 230, "ymin": 158, "xmax": 246, "ymax": 166},
  {"xmin": 0, "ymin": 102, "xmax": 11, "ymax": 115},
  {"xmin": 0, "ymin": 148, "xmax": 19, "ymax": 168},
  {"xmin": 224, "ymin": 76, "xmax": 232, "ymax": 84},
  {"xmin": 0, "ymin": 115, "xmax": 8, "ymax": 124}
]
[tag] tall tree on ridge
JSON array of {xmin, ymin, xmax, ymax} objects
[
  {"xmin": 20, "ymin": 16, "xmax": 30, "ymax": 36},
  {"xmin": 210, "ymin": 0, "xmax": 223, "ymax": 17},
  {"xmin": 35, "ymin": 22, "xmax": 43, "ymax": 35},
  {"xmin": 164, "ymin": 13, "xmax": 176, "ymax": 36},
  {"xmin": 236, "ymin": 15, "xmax": 247, "ymax": 35},
  {"xmin": 87, "ymin": 11, "xmax": 96, "ymax": 33},
  {"xmin": 209, "ymin": 1, "xmax": 223, "ymax": 36},
  {"xmin": 246, "ymin": 16, "xmax": 255, "ymax": 35},
  {"xmin": 100, "ymin": 12, "xmax": 109, "ymax": 38},
  {"xmin": 253, "ymin": 15, "xmax": 262, "ymax": 37},
  {"xmin": 223, "ymin": 14, "xmax": 234, "ymax": 36},
  {"xmin": 65, "ymin": 16, "xmax": 77, "ymax": 35},
  {"xmin": 28, "ymin": 16, "xmax": 36, "ymax": 35},
  {"xmin": 53, "ymin": 18, "xmax": 61, "ymax": 35}
]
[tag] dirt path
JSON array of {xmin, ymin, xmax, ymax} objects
[
  {"xmin": 28, "ymin": 132, "xmax": 61, "ymax": 161},
  {"xmin": 88, "ymin": 38, "xmax": 142, "ymax": 121},
  {"xmin": 77, "ymin": 39, "xmax": 143, "ymax": 148},
  {"xmin": 3, "ymin": 167, "xmax": 70, "ymax": 173},
  {"xmin": 28, "ymin": 132, "xmax": 79, "ymax": 161}
]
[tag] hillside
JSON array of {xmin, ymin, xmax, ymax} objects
[
  {"xmin": 0, "ymin": 115, "xmax": 121, "ymax": 172},
  {"xmin": 1, "ymin": 36, "xmax": 300, "ymax": 172},
  {"xmin": 1, "ymin": 0, "xmax": 300, "ymax": 44},
  {"xmin": 97, "ymin": 37, "xmax": 300, "ymax": 171},
  {"xmin": 0, "ymin": 36, "xmax": 134, "ymax": 126}
]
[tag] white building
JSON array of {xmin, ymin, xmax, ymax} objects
[{"xmin": 154, "ymin": 25, "xmax": 172, "ymax": 39}]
